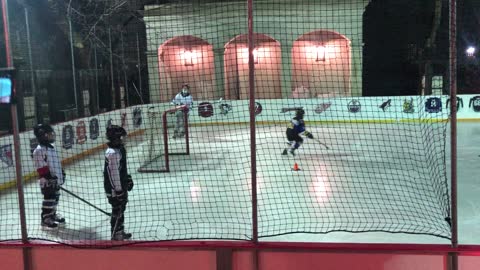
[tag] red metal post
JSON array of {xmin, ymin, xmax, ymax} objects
[
  {"xmin": 247, "ymin": 1, "xmax": 259, "ymax": 270},
  {"xmin": 448, "ymin": 0, "xmax": 458, "ymax": 269},
  {"xmin": 161, "ymin": 105, "xmax": 188, "ymax": 173},
  {"xmin": 2, "ymin": 0, "xmax": 31, "ymax": 269},
  {"xmin": 184, "ymin": 106, "xmax": 189, "ymax": 155},
  {"xmin": 162, "ymin": 110, "xmax": 170, "ymax": 172}
]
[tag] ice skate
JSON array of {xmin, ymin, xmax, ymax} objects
[
  {"xmin": 112, "ymin": 230, "xmax": 132, "ymax": 241},
  {"xmin": 53, "ymin": 213, "xmax": 66, "ymax": 225},
  {"xmin": 41, "ymin": 217, "xmax": 58, "ymax": 230}
]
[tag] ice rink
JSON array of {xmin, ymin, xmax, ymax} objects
[{"xmin": 0, "ymin": 121, "xmax": 478, "ymax": 245}]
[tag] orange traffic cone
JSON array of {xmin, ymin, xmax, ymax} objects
[{"xmin": 292, "ymin": 162, "xmax": 300, "ymax": 171}]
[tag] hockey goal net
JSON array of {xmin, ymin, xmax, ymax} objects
[{"xmin": 138, "ymin": 105, "xmax": 190, "ymax": 172}]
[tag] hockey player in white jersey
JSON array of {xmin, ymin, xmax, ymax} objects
[
  {"xmin": 171, "ymin": 83, "xmax": 193, "ymax": 138},
  {"xmin": 104, "ymin": 125, "xmax": 134, "ymax": 241},
  {"xmin": 33, "ymin": 124, "xmax": 66, "ymax": 229}
]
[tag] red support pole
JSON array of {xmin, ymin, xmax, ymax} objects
[
  {"xmin": 247, "ymin": 1, "xmax": 259, "ymax": 270},
  {"xmin": 184, "ymin": 107, "xmax": 189, "ymax": 155},
  {"xmin": 2, "ymin": 1, "xmax": 31, "ymax": 270},
  {"xmin": 448, "ymin": 0, "xmax": 458, "ymax": 269},
  {"xmin": 162, "ymin": 110, "xmax": 170, "ymax": 172}
]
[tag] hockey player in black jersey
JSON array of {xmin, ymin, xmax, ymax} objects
[
  {"xmin": 104, "ymin": 125, "xmax": 134, "ymax": 241},
  {"xmin": 282, "ymin": 108, "xmax": 314, "ymax": 156},
  {"xmin": 33, "ymin": 124, "xmax": 66, "ymax": 229}
]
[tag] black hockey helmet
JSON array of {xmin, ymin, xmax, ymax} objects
[
  {"xmin": 33, "ymin": 124, "xmax": 55, "ymax": 143},
  {"xmin": 106, "ymin": 125, "xmax": 127, "ymax": 142},
  {"xmin": 295, "ymin": 108, "xmax": 305, "ymax": 118}
]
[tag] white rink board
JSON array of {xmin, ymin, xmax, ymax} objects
[{"xmin": 1, "ymin": 94, "xmax": 476, "ymax": 187}]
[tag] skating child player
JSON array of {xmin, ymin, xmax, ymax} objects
[
  {"xmin": 282, "ymin": 108, "xmax": 314, "ymax": 156},
  {"xmin": 33, "ymin": 124, "xmax": 66, "ymax": 229},
  {"xmin": 171, "ymin": 83, "xmax": 193, "ymax": 138},
  {"xmin": 104, "ymin": 125, "xmax": 134, "ymax": 240}
]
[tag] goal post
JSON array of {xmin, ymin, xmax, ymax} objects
[{"xmin": 138, "ymin": 105, "xmax": 190, "ymax": 173}]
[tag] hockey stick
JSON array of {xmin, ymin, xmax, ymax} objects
[
  {"xmin": 172, "ymin": 98, "xmax": 224, "ymax": 109},
  {"xmin": 191, "ymin": 98, "xmax": 224, "ymax": 109},
  {"xmin": 280, "ymin": 107, "xmax": 303, "ymax": 113},
  {"xmin": 282, "ymin": 136, "xmax": 329, "ymax": 154},
  {"xmin": 111, "ymin": 212, "xmax": 122, "ymax": 240},
  {"xmin": 282, "ymin": 139, "xmax": 329, "ymax": 155},
  {"xmin": 111, "ymin": 210, "xmax": 131, "ymax": 240},
  {"xmin": 169, "ymin": 98, "xmax": 224, "ymax": 114},
  {"xmin": 312, "ymin": 138, "xmax": 330, "ymax": 149},
  {"xmin": 60, "ymin": 186, "xmax": 111, "ymax": 217}
]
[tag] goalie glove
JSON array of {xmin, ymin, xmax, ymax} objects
[
  {"xmin": 304, "ymin": 131, "xmax": 314, "ymax": 139},
  {"xmin": 127, "ymin": 175, "xmax": 134, "ymax": 191}
]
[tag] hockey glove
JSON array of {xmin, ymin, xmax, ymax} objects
[
  {"xmin": 304, "ymin": 131, "xmax": 314, "ymax": 139},
  {"xmin": 127, "ymin": 175, "xmax": 134, "ymax": 191}
]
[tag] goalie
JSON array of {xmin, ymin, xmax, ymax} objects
[
  {"xmin": 282, "ymin": 108, "xmax": 314, "ymax": 156},
  {"xmin": 171, "ymin": 83, "xmax": 193, "ymax": 138}
]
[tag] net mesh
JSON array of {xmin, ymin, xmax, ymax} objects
[{"xmin": 0, "ymin": 0, "xmax": 454, "ymax": 246}]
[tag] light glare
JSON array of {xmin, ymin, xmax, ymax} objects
[{"xmin": 466, "ymin": 46, "xmax": 476, "ymax": 57}]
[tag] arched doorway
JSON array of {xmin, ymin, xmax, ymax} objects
[
  {"xmin": 292, "ymin": 30, "xmax": 351, "ymax": 98},
  {"xmin": 157, "ymin": 36, "xmax": 215, "ymax": 102},
  {"xmin": 224, "ymin": 33, "xmax": 282, "ymax": 100}
]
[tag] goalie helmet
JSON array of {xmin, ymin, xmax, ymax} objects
[
  {"xmin": 33, "ymin": 124, "xmax": 55, "ymax": 144},
  {"xmin": 295, "ymin": 108, "xmax": 305, "ymax": 118},
  {"xmin": 106, "ymin": 125, "xmax": 127, "ymax": 142},
  {"xmin": 181, "ymin": 84, "xmax": 190, "ymax": 97}
]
